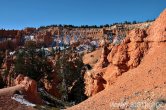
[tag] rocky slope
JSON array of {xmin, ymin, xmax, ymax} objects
[
  {"xmin": 0, "ymin": 75, "xmax": 37, "ymax": 110},
  {"xmin": 67, "ymin": 9, "xmax": 166, "ymax": 110}
]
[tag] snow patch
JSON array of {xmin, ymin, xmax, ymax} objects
[{"xmin": 11, "ymin": 94, "xmax": 36, "ymax": 107}]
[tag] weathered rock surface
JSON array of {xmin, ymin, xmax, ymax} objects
[
  {"xmin": 41, "ymin": 72, "xmax": 62, "ymax": 99},
  {"xmin": 0, "ymin": 75, "xmax": 37, "ymax": 110},
  {"xmin": 84, "ymin": 28, "xmax": 149, "ymax": 96},
  {"xmin": 15, "ymin": 74, "xmax": 43, "ymax": 104}
]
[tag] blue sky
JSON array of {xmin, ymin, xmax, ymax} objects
[{"xmin": 0, "ymin": 0, "xmax": 166, "ymax": 30}]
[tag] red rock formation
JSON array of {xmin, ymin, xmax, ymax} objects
[
  {"xmin": 92, "ymin": 73, "xmax": 106, "ymax": 95},
  {"xmin": 42, "ymin": 72, "xmax": 62, "ymax": 99},
  {"xmin": 0, "ymin": 76, "xmax": 36, "ymax": 110},
  {"xmin": 15, "ymin": 74, "xmax": 43, "ymax": 104},
  {"xmin": 104, "ymin": 28, "xmax": 148, "ymax": 85},
  {"xmin": 84, "ymin": 28, "xmax": 148, "ymax": 96},
  {"xmin": 24, "ymin": 28, "xmax": 36, "ymax": 35},
  {"xmin": 94, "ymin": 44, "xmax": 110, "ymax": 69},
  {"xmin": 67, "ymin": 9, "xmax": 166, "ymax": 110}
]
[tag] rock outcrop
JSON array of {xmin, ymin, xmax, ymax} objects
[
  {"xmin": 15, "ymin": 74, "xmax": 43, "ymax": 104},
  {"xmin": 41, "ymin": 72, "xmax": 62, "ymax": 99},
  {"xmin": 104, "ymin": 28, "xmax": 148, "ymax": 85},
  {"xmin": 67, "ymin": 8, "xmax": 166, "ymax": 110},
  {"xmin": 84, "ymin": 28, "xmax": 149, "ymax": 96}
]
